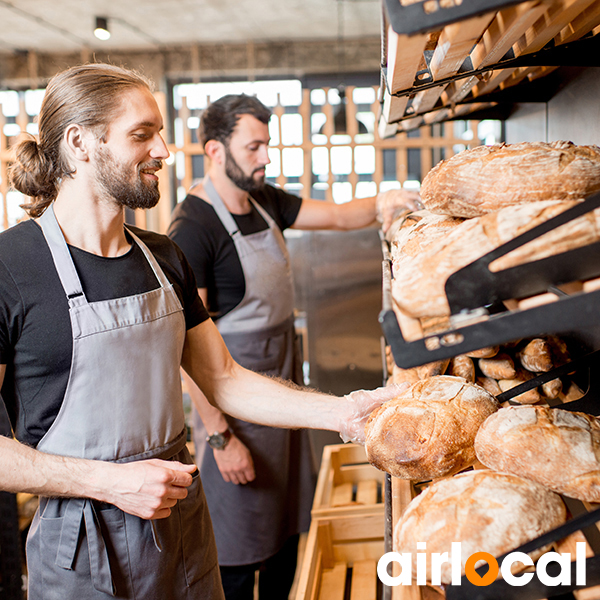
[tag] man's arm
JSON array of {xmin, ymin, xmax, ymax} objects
[
  {"xmin": 181, "ymin": 320, "xmax": 403, "ymax": 441},
  {"xmin": 0, "ymin": 364, "xmax": 196, "ymax": 519},
  {"xmin": 292, "ymin": 189, "xmax": 422, "ymax": 232}
]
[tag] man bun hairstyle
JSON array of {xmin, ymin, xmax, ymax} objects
[
  {"xmin": 198, "ymin": 94, "xmax": 271, "ymax": 148},
  {"xmin": 9, "ymin": 63, "xmax": 152, "ymax": 217}
]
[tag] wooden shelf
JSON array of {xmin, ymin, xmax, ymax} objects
[{"xmin": 379, "ymin": 0, "xmax": 600, "ymax": 134}]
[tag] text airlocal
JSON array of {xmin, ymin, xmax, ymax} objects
[{"xmin": 377, "ymin": 542, "xmax": 587, "ymax": 587}]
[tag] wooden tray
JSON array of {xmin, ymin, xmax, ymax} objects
[
  {"xmin": 379, "ymin": 0, "xmax": 600, "ymax": 134},
  {"xmin": 312, "ymin": 443, "xmax": 386, "ymax": 517},
  {"xmin": 295, "ymin": 511, "xmax": 386, "ymax": 600}
]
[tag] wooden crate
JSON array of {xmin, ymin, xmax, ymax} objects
[
  {"xmin": 295, "ymin": 511, "xmax": 385, "ymax": 600},
  {"xmin": 312, "ymin": 443, "xmax": 386, "ymax": 517}
]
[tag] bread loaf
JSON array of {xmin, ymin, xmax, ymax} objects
[
  {"xmin": 476, "ymin": 405, "xmax": 600, "ymax": 502},
  {"xmin": 518, "ymin": 338, "xmax": 553, "ymax": 372},
  {"xmin": 365, "ymin": 376, "xmax": 498, "ymax": 479},
  {"xmin": 478, "ymin": 353, "xmax": 516, "ymax": 380},
  {"xmin": 394, "ymin": 470, "xmax": 566, "ymax": 585},
  {"xmin": 392, "ymin": 200, "xmax": 600, "ymax": 318},
  {"xmin": 420, "ymin": 141, "xmax": 600, "ymax": 218},
  {"xmin": 391, "ymin": 210, "xmax": 463, "ymax": 275},
  {"xmin": 498, "ymin": 370, "xmax": 542, "ymax": 404},
  {"xmin": 448, "ymin": 355, "xmax": 475, "ymax": 382}
]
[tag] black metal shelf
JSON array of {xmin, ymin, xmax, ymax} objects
[{"xmin": 380, "ymin": 193, "xmax": 600, "ymax": 369}]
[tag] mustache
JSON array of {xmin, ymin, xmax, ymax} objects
[{"xmin": 139, "ymin": 160, "xmax": 163, "ymax": 172}]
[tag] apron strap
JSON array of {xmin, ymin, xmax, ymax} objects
[
  {"xmin": 54, "ymin": 498, "xmax": 116, "ymax": 596},
  {"xmin": 38, "ymin": 204, "xmax": 85, "ymax": 303},
  {"xmin": 125, "ymin": 226, "xmax": 172, "ymax": 290},
  {"xmin": 204, "ymin": 176, "xmax": 242, "ymax": 239}
]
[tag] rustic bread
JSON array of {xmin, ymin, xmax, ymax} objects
[
  {"xmin": 392, "ymin": 199, "xmax": 600, "ymax": 318},
  {"xmin": 365, "ymin": 376, "xmax": 498, "ymax": 479},
  {"xmin": 448, "ymin": 355, "xmax": 475, "ymax": 382},
  {"xmin": 475, "ymin": 405, "xmax": 600, "ymax": 502},
  {"xmin": 390, "ymin": 210, "xmax": 464, "ymax": 271},
  {"xmin": 394, "ymin": 470, "xmax": 566, "ymax": 585},
  {"xmin": 420, "ymin": 141, "xmax": 600, "ymax": 218}
]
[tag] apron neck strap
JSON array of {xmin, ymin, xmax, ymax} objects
[
  {"xmin": 204, "ymin": 175, "xmax": 278, "ymax": 237},
  {"xmin": 38, "ymin": 204, "xmax": 85, "ymax": 301}
]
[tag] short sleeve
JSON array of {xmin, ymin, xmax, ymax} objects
[{"xmin": 0, "ymin": 259, "xmax": 23, "ymax": 364}]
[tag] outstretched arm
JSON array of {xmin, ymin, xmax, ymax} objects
[
  {"xmin": 0, "ymin": 364, "xmax": 196, "ymax": 519},
  {"xmin": 181, "ymin": 320, "xmax": 405, "ymax": 442},
  {"xmin": 292, "ymin": 189, "xmax": 422, "ymax": 232}
]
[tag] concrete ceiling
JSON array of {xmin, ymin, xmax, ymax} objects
[{"xmin": 0, "ymin": 0, "xmax": 382, "ymax": 54}]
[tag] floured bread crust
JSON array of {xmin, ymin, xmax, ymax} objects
[
  {"xmin": 392, "ymin": 199, "xmax": 600, "ymax": 317},
  {"xmin": 475, "ymin": 405, "xmax": 600, "ymax": 502},
  {"xmin": 421, "ymin": 141, "xmax": 600, "ymax": 218},
  {"xmin": 394, "ymin": 470, "xmax": 566, "ymax": 584},
  {"xmin": 365, "ymin": 376, "xmax": 498, "ymax": 479}
]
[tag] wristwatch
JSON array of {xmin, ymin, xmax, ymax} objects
[{"xmin": 206, "ymin": 427, "xmax": 233, "ymax": 450}]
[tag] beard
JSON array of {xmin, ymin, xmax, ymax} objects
[
  {"xmin": 94, "ymin": 146, "xmax": 162, "ymax": 210},
  {"xmin": 224, "ymin": 144, "xmax": 265, "ymax": 193}
]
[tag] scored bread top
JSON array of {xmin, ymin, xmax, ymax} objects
[
  {"xmin": 475, "ymin": 405, "xmax": 600, "ymax": 502},
  {"xmin": 394, "ymin": 469, "xmax": 566, "ymax": 584},
  {"xmin": 420, "ymin": 141, "xmax": 600, "ymax": 218},
  {"xmin": 365, "ymin": 376, "xmax": 497, "ymax": 479}
]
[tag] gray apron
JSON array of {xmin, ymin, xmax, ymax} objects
[
  {"xmin": 193, "ymin": 177, "xmax": 315, "ymax": 566},
  {"xmin": 26, "ymin": 205, "xmax": 223, "ymax": 600}
]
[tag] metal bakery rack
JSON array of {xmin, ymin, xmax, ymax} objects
[
  {"xmin": 379, "ymin": 192, "xmax": 600, "ymax": 600},
  {"xmin": 379, "ymin": 0, "xmax": 600, "ymax": 135}
]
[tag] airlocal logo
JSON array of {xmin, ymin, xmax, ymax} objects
[{"xmin": 377, "ymin": 542, "xmax": 587, "ymax": 587}]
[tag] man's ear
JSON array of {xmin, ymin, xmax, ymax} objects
[
  {"xmin": 63, "ymin": 124, "xmax": 95, "ymax": 162},
  {"xmin": 204, "ymin": 139, "xmax": 225, "ymax": 164}
]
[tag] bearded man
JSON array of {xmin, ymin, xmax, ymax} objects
[
  {"xmin": 0, "ymin": 64, "xmax": 406, "ymax": 600},
  {"xmin": 167, "ymin": 94, "xmax": 420, "ymax": 600}
]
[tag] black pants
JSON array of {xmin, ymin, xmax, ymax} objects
[{"xmin": 219, "ymin": 534, "xmax": 300, "ymax": 600}]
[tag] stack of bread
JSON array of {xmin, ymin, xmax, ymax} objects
[
  {"xmin": 376, "ymin": 141, "xmax": 600, "ymax": 590},
  {"xmin": 390, "ymin": 141, "xmax": 600, "ymax": 328}
]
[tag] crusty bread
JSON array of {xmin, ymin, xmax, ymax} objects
[
  {"xmin": 394, "ymin": 470, "xmax": 566, "ymax": 585},
  {"xmin": 390, "ymin": 210, "xmax": 464, "ymax": 272},
  {"xmin": 518, "ymin": 338, "xmax": 553, "ymax": 372},
  {"xmin": 478, "ymin": 353, "xmax": 516, "ymax": 380},
  {"xmin": 475, "ymin": 405, "xmax": 600, "ymax": 502},
  {"xmin": 421, "ymin": 141, "xmax": 600, "ymax": 218},
  {"xmin": 448, "ymin": 355, "xmax": 475, "ymax": 382},
  {"xmin": 392, "ymin": 200, "xmax": 600, "ymax": 318},
  {"xmin": 365, "ymin": 376, "xmax": 498, "ymax": 479}
]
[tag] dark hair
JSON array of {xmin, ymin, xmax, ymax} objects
[
  {"xmin": 198, "ymin": 94, "xmax": 271, "ymax": 147},
  {"xmin": 9, "ymin": 63, "xmax": 152, "ymax": 217}
]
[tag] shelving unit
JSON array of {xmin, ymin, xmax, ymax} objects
[{"xmin": 379, "ymin": 0, "xmax": 600, "ymax": 135}]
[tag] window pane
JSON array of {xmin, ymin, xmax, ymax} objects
[
  {"xmin": 266, "ymin": 148, "xmax": 281, "ymax": 178},
  {"xmin": 282, "ymin": 148, "xmax": 303, "ymax": 177},
  {"xmin": 332, "ymin": 182, "xmax": 353, "ymax": 204},
  {"xmin": 281, "ymin": 113, "xmax": 303, "ymax": 146},
  {"xmin": 354, "ymin": 146, "xmax": 375, "ymax": 174},
  {"xmin": 312, "ymin": 147, "xmax": 329, "ymax": 176},
  {"xmin": 330, "ymin": 146, "xmax": 352, "ymax": 175},
  {"xmin": 269, "ymin": 115, "xmax": 280, "ymax": 146}
]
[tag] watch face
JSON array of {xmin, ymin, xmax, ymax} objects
[
  {"xmin": 208, "ymin": 433, "xmax": 227, "ymax": 450},
  {"xmin": 207, "ymin": 429, "xmax": 231, "ymax": 450}
]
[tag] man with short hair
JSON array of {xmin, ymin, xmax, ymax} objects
[
  {"xmin": 0, "ymin": 64, "xmax": 405, "ymax": 600},
  {"xmin": 168, "ymin": 93, "xmax": 420, "ymax": 600}
]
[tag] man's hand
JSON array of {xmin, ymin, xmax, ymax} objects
[
  {"xmin": 376, "ymin": 189, "xmax": 423, "ymax": 233},
  {"xmin": 103, "ymin": 459, "xmax": 197, "ymax": 520},
  {"xmin": 213, "ymin": 435, "xmax": 256, "ymax": 485},
  {"xmin": 339, "ymin": 383, "xmax": 409, "ymax": 444}
]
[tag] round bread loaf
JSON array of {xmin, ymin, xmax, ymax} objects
[
  {"xmin": 394, "ymin": 470, "xmax": 566, "ymax": 585},
  {"xmin": 420, "ymin": 141, "xmax": 600, "ymax": 218},
  {"xmin": 365, "ymin": 376, "xmax": 498, "ymax": 479},
  {"xmin": 475, "ymin": 405, "xmax": 600, "ymax": 502}
]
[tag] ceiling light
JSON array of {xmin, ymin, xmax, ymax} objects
[{"xmin": 94, "ymin": 17, "xmax": 110, "ymax": 41}]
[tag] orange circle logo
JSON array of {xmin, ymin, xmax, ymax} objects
[{"xmin": 465, "ymin": 552, "xmax": 499, "ymax": 586}]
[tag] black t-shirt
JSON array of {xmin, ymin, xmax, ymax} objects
[
  {"xmin": 0, "ymin": 219, "xmax": 209, "ymax": 446},
  {"xmin": 167, "ymin": 184, "xmax": 303, "ymax": 319}
]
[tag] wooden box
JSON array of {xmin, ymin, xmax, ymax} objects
[
  {"xmin": 312, "ymin": 443, "xmax": 385, "ymax": 518},
  {"xmin": 295, "ymin": 511, "xmax": 385, "ymax": 600}
]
